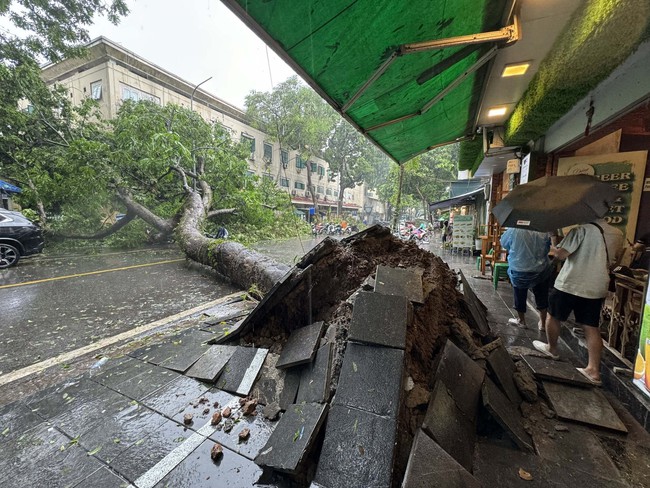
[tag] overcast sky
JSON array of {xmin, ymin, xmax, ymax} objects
[{"xmin": 88, "ymin": 0, "xmax": 297, "ymax": 109}]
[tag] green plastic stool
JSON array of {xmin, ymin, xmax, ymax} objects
[{"xmin": 493, "ymin": 262, "xmax": 509, "ymax": 290}]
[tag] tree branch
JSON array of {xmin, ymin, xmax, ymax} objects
[
  {"xmin": 207, "ymin": 208, "xmax": 237, "ymax": 218},
  {"xmin": 116, "ymin": 187, "xmax": 175, "ymax": 234},
  {"xmin": 55, "ymin": 211, "xmax": 137, "ymax": 240}
]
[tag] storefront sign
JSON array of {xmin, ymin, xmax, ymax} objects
[
  {"xmin": 520, "ymin": 154, "xmax": 531, "ymax": 184},
  {"xmin": 633, "ymin": 280, "xmax": 650, "ymax": 399},
  {"xmin": 506, "ymin": 159, "xmax": 520, "ymax": 174},
  {"xmin": 557, "ymin": 151, "xmax": 648, "ymax": 245}
]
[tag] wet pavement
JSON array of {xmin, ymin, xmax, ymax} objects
[
  {"xmin": 0, "ymin": 234, "xmax": 649, "ymax": 487},
  {"xmin": 0, "ymin": 247, "xmax": 237, "ymax": 374}
]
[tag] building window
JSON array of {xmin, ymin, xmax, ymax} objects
[
  {"xmin": 281, "ymin": 150, "xmax": 289, "ymax": 168},
  {"xmin": 262, "ymin": 173, "xmax": 273, "ymax": 181},
  {"xmin": 310, "ymin": 162, "xmax": 317, "ymax": 173},
  {"xmin": 121, "ymin": 84, "xmax": 160, "ymax": 104},
  {"xmin": 334, "ymin": 190, "xmax": 339, "ymax": 197},
  {"xmin": 280, "ymin": 178, "xmax": 289, "ymax": 187},
  {"xmin": 294, "ymin": 181, "xmax": 305, "ymax": 190},
  {"xmin": 241, "ymin": 134, "xmax": 256, "ymax": 153},
  {"xmin": 317, "ymin": 185, "xmax": 324, "ymax": 194},
  {"xmin": 296, "ymin": 156, "xmax": 307, "ymax": 169},
  {"xmin": 263, "ymin": 143, "xmax": 273, "ymax": 163},
  {"xmin": 318, "ymin": 165, "xmax": 325, "ymax": 177},
  {"xmin": 326, "ymin": 188, "xmax": 332, "ymax": 196},
  {"xmin": 90, "ymin": 80, "xmax": 102, "ymax": 100}
]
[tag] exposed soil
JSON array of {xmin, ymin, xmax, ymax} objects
[{"xmin": 239, "ymin": 226, "xmax": 484, "ymax": 486}]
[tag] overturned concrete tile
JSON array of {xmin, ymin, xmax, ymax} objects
[
  {"xmin": 276, "ymin": 321, "xmax": 326, "ymax": 369},
  {"xmin": 249, "ymin": 353, "xmax": 300, "ymax": 409},
  {"xmin": 296, "ymin": 343, "xmax": 332, "ymax": 404},
  {"xmin": 314, "ymin": 405, "xmax": 396, "ymax": 488},
  {"xmin": 348, "ymin": 291, "xmax": 412, "ymax": 349},
  {"xmin": 403, "ymin": 429, "xmax": 481, "ymax": 488},
  {"xmin": 422, "ymin": 379, "xmax": 475, "ymax": 471},
  {"xmin": 433, "ymin": 339, "xmax": 485, "ymax": 419},
  {"xmin": 255, "ymin": 403, "xmax": 328, "ymax": 473},
  {"xmin": 458, "ymin": 270, "xmax": 490, "ymax": 337},
  {"xmin": 374, "ymin": 265, "xmax": 424, "ymax": 303},
  {"xmin": 521, "ymin": 355, "xmax": 594, "ymax": 388},
  {"xmin": 334, "ymin": 342, "xmax": 403, "ymax": 418},
  {"xmin": 202, "ymin": 299, "xmax": 257, "ymax": 325},
  {"xmin": 216, "ymin": 346, "xmax": 268, "ymax": 396},
  {"xmin": 154, "ymin": 437, "xmax": 263, "ymax": 488},
  {"xmin": 486, "ymin": 345, "xmax": 522, "ymax": 405},
  {"xmin": 543, "ymin": 381, "xmax": 627, "ymax": 433},
  {"xmin": 185, "ymin": 345, "xmax": 237, "ymax": 382},
  {"xmin": 482, "ymin": 377, "xmax": 533, "ymax": 452}
]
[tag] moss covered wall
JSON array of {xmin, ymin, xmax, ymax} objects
[{"xmin": 505, "ymin": 0, "xmax": 650, "ymax": 146}]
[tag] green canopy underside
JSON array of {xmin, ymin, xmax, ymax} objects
[{"xmin": 225, "ymin": 0, "xmax": 508, "ymax": 163}]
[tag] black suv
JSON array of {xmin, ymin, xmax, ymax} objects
[{"xmin": 0, "ymin": 210, "xmax": 45, "ymax": 268}]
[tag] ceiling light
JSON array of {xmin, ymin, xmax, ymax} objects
[
  {"xmin": 501, "ymin": 62, "xmax": 530, "ymax": 77},
  {"xmin": 487, "ymin": 106, "xmax": 507, "ymax": 117}
]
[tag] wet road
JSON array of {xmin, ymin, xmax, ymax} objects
[{"xmin": 0, "ymin": 247, "xmax": 237, "ymax": 375}]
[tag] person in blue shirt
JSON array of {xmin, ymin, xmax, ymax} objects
[{"xmin": 500, "ymin": 228, "xmax": 553, "ymax": 329}]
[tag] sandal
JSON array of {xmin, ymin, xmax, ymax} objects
[
  {"xmin": 532, "ymin": 340, "xmax": 560, "ymax": 360},
  {"xmin": 577, "ymin": 367, "xmax": 602, "ymax": 386}
]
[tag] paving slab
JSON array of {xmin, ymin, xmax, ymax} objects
[
  {"xmin": 402, "ymin": 429, "xmax": 481, "ymax": 488},
  {"xmin": 170, "ymin": 388, "xmax": 239, "ymax": 431},
  {"xmin": 249, "ymin": 353, "xmax": 300, "ymax": 409},
  {"xmin": 276, "ymin": 321, "xmax": 326, "ymax": 369},
  {"xmin": 78, "ymin": 403, "xmax": 169, "ymax": 464},
  {"xmin": 72, "ymin": 466, "xmax": 129, "ymax": 488},
  {"xmin": 154, "ymin": 437, "xmax": 264, "ymax": 488},
  {"xmin": 486, "ymin": 344, "xmax": 522, "ymax": 405},
  {"xmin": 598, "ymin": 436, "xmax": 650, "ymax": 488},
  {"xmin": 374, "ymin": 265, "xmax": 424, "ymax": 303},
  {"xmin": 473, "ymin": 440, "xmax": 629, "ymax": 488},
  {"xmin": 334, "ymin": 342, "xmax": 403, "ymax": 417},
  {"xmin": 90, "ymin": 358, "xmax": 153, "ymax": 389},
  {"xmin": 185, "ymin": 345, "xmax": 237, "ymax": 382},
  {"xmin": 209, "ymin": 407, "xmax": 276, "ymax": 461},
  {"xmin": 348, "ymin": 291, "xmax": 411, "ymax": 349},
  {"xmin": 458, "ymin": 270, "xmax": 490, "ymax": 336},
  {"xmin": 216, "ymin": 346, "xmax": 269, "ymax": 396},
  {"xmin": 481, "ymin": 377, "xmax": 533, "ymax": 452},
  {"xmin": 521, "ymin": 355, "xmax": 594, "ymax": 387},
  {"xmin": 296, "ymin": 343, "xmax": 332, "ymax": 404},
  {"xmin": 141, "ymin": 376, "xmax": 211, "ymax": 418},
  {"xmin": 433, "ymin": 339, "xmax": 485, "ymax": 419},
  {"xmin": 109, "ymin": 419, "xmax": 195, "ymax": 482},
  {"xmin": 105, "ymin": 363, "xmax": 180, "ymax": 402},
  {"xmin": 543, "ymin": 381, "xmax": 628, "ymax": 433},
  {"xmin": 533, "ymin": 428, "xmax": 624, "ymax": 483},
  {"xmin": 0, "ymin": 400, "xmax": 45, "ymax": 442},
  {"xmin": 158, "ymin": 331, "xmax": 216, "ymax": 373},
  {"xmin": 0, "ymin": 422, "xmax": 103, "ymax": 488},
  {"xmin": 422, "ymin": 379, "xmax": 476, "ymax": 471},
  {"xmin": 313, "ymin": 404, "xmax": 396, "ymax": 488},
  {"xmin": 255, "ymin": 402, "xmax": 328, "ymax": 473},
  {"xmin": 201, "ymin": 298, "xmax": 257, "ymax": 325}
]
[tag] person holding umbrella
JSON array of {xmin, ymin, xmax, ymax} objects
[
  {"xmin": 500, "ymin": 228, "xmax": 553, "ymax": 329},
  {"xmin": 492, "ymin": 174, "xmax": 624, "ymax": 386},
  {"xmin": 532, "ymin": 219, "xmax": 623, "ymax": 385}
]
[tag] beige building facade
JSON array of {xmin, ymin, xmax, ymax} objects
[{"xmin": 41, "ymin": 37, "xmax": 370, "ymax": 219}]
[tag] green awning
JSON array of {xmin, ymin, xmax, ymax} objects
[{"xmin": 224, "ymin": 0, "xmax": 511, "ymax": 163}]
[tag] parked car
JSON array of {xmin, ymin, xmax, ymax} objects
[{"xmin": 0, "ymin": 210, "xmax": 45, "ymax": 268}]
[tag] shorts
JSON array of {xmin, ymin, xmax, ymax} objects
[
  {"xmin": 548, "ymin": 288, "xmax": 604, "ymax": 327},
  {"xmin": 513, "ymin": 278, "xmax": 549, "ymax": 313}
]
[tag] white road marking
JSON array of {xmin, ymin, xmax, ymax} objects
[
  {"xmin": 236, "ymin": 348, "xmax": 268, "ymax": 395},
  {"xmin": 0, "ymin": 292, "xmax": 244, "ymax": 387},
  {"xmin": 130, "ymin": 420, "xmax": 218, "ymax": 488}
]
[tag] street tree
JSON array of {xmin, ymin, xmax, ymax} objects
[{"xmin": 245, "ymin": 76, "xmax": 338, "ymax": 211}]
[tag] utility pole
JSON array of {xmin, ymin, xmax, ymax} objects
[{"xmin": 189, "ymin": 77, "xmax": 213, "ymax": 190}]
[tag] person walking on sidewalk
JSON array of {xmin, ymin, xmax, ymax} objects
[
  {"xmin": 500, "ymin": 228, "xmax": 553, "ymax": 329},
  {"xmin": 533, "ymin": 219, "xmax": 623, "ymax": 386}
]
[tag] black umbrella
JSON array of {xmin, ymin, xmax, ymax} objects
[{"xmin": 492, "ymin": 175, "xmax": 620, "ymax": 232}]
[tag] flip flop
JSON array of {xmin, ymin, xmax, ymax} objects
[
  {"xmin": 532, "ymin": 340, "xmax": 560, "ymax": 360},
  {"xmin": 576, "ymin": 367, "xmax": 602, "ymax": 387}
]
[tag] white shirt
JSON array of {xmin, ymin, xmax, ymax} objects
[{"xmin": 554, "ymin": 221, "xmax": 623, "ymax": 299}]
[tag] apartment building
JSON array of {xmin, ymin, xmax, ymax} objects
[{"xmin": 41, "ymin": 37, "xmax": 368, "ymax": 218}]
